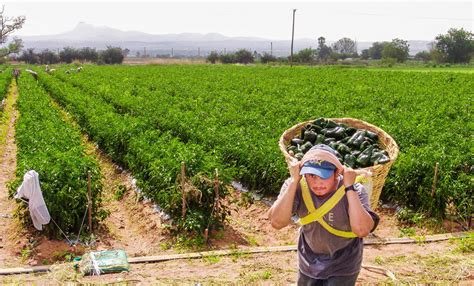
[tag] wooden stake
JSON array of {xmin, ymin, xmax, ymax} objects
[
  {"xmin": 181, "ymin": 162, "xmax": 186, "ymax": 219},
  {"xmin": 214, "ymin": 168, "xmax": 219, "ymax": 208},
  {"xmin": 87, "ymin": 171, "xmax": 92, "ymax": 232},
  {"xmin": 431, "ymin": 162, "xmax": 439, "ymax": 197}
]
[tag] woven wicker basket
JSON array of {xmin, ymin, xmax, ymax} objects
[{"xmin": 279, "ymin": 118, "xmax": 399, "ymax": 209}]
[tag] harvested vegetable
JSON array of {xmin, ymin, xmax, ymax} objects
[{"xmin": 287, "ymin": 118, "xmax": 391, "ymax": 168}]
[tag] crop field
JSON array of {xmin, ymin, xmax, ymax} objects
[
  {"xmin": 0, "ymin": 64, "xmax": 472, "ymax": 283},
  {"xmin": 2, "ymin": 64, "xmax": 472, "ymax": 237},
  {"xmin": 28, "ymin": 64, "xmax": 473, "ymax": 229},
  {"xmin": 54, "ymin": 66, "xmax": 473, "ymax": 216}
]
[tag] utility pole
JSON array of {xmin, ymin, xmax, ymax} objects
[
  {"xmin": 290, "ymin": 9, "xmax": 296, "ymax": 66},
  {"xmin": 171, "ymin": 48, "xmax": 174, "ymax": 58},
  {"xmin": 271, "ymin": 42, "xmax": 273, "ymax": 56},
  {"xmin": 144, "ymin": 47, "xmax": 146, "ymax": 58},
  {"xmin": 354, "ymin": 38, "xmax": 358, "ymax": 55},
  {"xmin": 198, "ymin": 47, "xmax": 201, "ymax": 57}
]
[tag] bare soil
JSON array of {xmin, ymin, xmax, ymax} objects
[{"xmin": 0, "ymin": 83, "xmax": 22, "ymax": 268}]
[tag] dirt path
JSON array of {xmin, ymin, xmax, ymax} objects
[
  {"xmin": 87, "ymin": 147, "xmax": 169, "ymax": 257},
  {"xmin": 0, "ymin": 82, "xmax": 20, "ymax": 268}
]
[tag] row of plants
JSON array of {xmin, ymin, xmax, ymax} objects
[
  {"xmin": 53, "ymin": 65, "xmax": 472, "ymax": 222},
  {"xmin": 53, "ymin": 66, "xmax": 288, "ymax": 192},
  {"xmin": 34, "ymin": 69, "xmax": 230, "ymax": 235},
  {"xmin": 10, "ymin": 73, "xmax": 103, "ymax": 237},
  {"xmin": 0, "ymin": 68, "xmax": 13, "ymax": 157},
  {"xmin": 0, "ymin": 68, "xmax": 12, "ymax": 112}
]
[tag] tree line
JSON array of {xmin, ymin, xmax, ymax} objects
[
  {"xmin": 16, "ymin": 46, "xmax": 128, "ymax": 65},
  {"xmin": 207, "ymin": 28, "xmax": 474, "ymax": 65},
  {"xmin": 0, "ymin": 7, "xmax": 471, "ymax": 66}
]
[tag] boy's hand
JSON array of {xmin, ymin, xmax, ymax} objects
[
  {"xmin": 289, "ymin": 158, "xmax": 302, "ymax": 183},
  {"xmin": 343, "ymin": 166, "xmax": 357, "ymax": 187}
]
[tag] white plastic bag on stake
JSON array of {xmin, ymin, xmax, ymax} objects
[{"xmin": 15, "ymin": 170, "xmax": 51, "ymax": 230}]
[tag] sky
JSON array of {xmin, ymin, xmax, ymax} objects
[{"xmin": 4, "ymin": 0, "xmax": 474, "ymax": 42}]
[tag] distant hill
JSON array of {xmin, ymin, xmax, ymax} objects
[{"xmin": 20, "ymin": 22, "xmax": 431, "ymax": 57}]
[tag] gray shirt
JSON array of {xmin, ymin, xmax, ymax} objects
[{"xmin": 279, "ymin": 176, "xmax": 377, "ymax": 279}]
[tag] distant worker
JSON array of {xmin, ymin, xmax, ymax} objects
[
  {"xmin": 25, "ymin": 69, "xmax": 38, "ymax": 81},
  {"xmin": 12, "ymin": 69, "xmax": 20, "ymax": 84},
  {"xmin": 268, "ymin": 144, "xmax": 379, "ymax": 285}
]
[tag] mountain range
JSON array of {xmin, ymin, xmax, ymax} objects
[{"xmin": 20, "ymin": 22, "xmax": 431, "ymax": 57}]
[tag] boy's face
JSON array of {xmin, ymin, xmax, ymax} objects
[{"xmin": 305, "ymin": 172, "xmax": 338, "ymax": 197}]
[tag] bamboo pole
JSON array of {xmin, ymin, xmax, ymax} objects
[
  {"xmin": 181, "ymin": 162, "xmax": 186, "ymax": 219},
  {"xmin": 0, "ymin": 232, "xmax": 470, "ymax": 275},
  {"xmin": 87, "ymin": 171, "xmax": 92, "ymax": 232},
  {"xmin": 214, "ymin": 168, "xmax": 219, "ymax": 208},
  {"xmin": 204, "ymin": 168, "xmax": 220, "ymax": 242},
  {"xmin": 203, "ymin": 228, "xmax": 209, "ymax": 242},
  {"xmin": 431, "ymin": 162, "xmax": 439, "ymax": 197}
]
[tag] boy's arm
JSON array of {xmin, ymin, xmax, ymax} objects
[
  {"xmin": 268, "ymin": 178, "xmax": 299, "ymax": 229},
  {"xmin": 343, "ymin": 167, "xmax": 375, "ymax": 237},
  {"xmin": 268, "ymin": 159, "xmax": 301, "ymax": 229}
]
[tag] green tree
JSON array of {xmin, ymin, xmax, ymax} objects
[
  {"xmin": 382, "ymin": 38, "xmax": 409, "ymax": 62},
  {"xmin": 316, "ymin": 36, "xmax": 332, "ymax": 61},
  {"xmin": 434, "ymin": 28, "xmax": 474, "ymax": 63},
  {"xmin": 219, "ymin": 53, "xmax": 236, "ymax": 64},
  {"xmin": 206, "ymin": 51, "xmax": 219, "ymax": 64},
  {"xmin": 38, "ymin": 49, "xmax": 60, "ymax": 64},
  {"xmin": 0, "ymin": 5, "xmax": 26, "ymax": 59},
  {"xmin": 414, "ymin": 50, "xmax": 431, "ymax": 62},
  {"xmin": 332, "ymin": 37, "xmax": 354, "ymax": 54},
  {"xmin": 234, "ymin": 49, "xmax": 254, "ymax": 64},
  {"xmin": 18, "ymin": 48, "xmax": 39, "ymax": 64},
  {"xmin": 360, "ymin": 49, "xmax": 369, "ymax": 60},
  {"xmin": 79, "ymin": 47, "xmax": 99, "ymax": 62},
  {"xmin": 368, "ymin": 42, "xmax": 388, "ymax": 60},
  {"xmin": 260, "ymin": 52, "xmax": 277, "ymax": 64},
  {"xmin": 294, "ymin": 48, "xmax": 316, "ymax": 63},
  {"xmin": 100, "ymin": 46, "xmax": 124, "ymax": 64},
  {"xmin": 59, "ymin": 47, "xmax": 80, "ymax": 63},
  {"xmin": 332, "ymin": 37, "xmax": 358, "ymax": 59}
]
